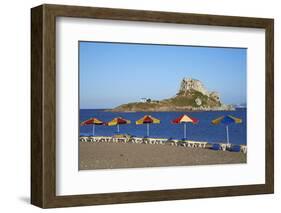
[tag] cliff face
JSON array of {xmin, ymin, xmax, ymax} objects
[
  {"xmin": 180, "ymin": 78, "xmax": 210, "ymax": 96},
  {"xmin": 108, "ymin": 78, "xmax": 234, "ymax": 112},
  {"xmin": 179, "ymin": 78, "xmax": 220, "ymax": 101}
]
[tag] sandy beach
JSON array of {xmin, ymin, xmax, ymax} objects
[{"xmin": 79, "ymin": 142, "xmax": 246, "ymax": 170}]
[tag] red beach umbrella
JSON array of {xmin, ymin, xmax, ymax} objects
[
  {"xmin": 211, "ymin": 115, "xmax": 242, "ymax": 145},
  {"xmin": 136, "ymin": 115, "xmax": 160, "ymax": 137},
  {"xmin": 106, "ymin": 117, "xmax": 131, "ymax": 133},
  {"xmin": 172, "ymin": 114, "xmax": 199, "ymax": 139},
  {"xmin": 80, "ymin": 117, "xmax": 103, "ymax": 136}
]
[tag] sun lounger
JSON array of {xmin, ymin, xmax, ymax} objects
[
  {"xmin": 159, "ymin": 139, "xmax": 167, "ymax": 144},
  {"xmin": 79, "ymin": 136, "xmax": 88, "ymax": 142},
  {"xmin": 187, "ymin": 141, "xmax": 206, "ymax": 148},
  {"xmin": 127, "ymin": 137, "xmax": 142, "ymax": 144},
  {"xmin": 148, "ymin": 138, "xmax": 155, "ymax": 144},
  {"xmin": 133, "ymin": 138, "xmax": 143, "ymax": 144},
  {"xmin": 131, "ymin": 138, "xmax": 136, "ymax": 143},
  {"xmin": 119, "ymin": 138, "xmax": 127, "ymax": 143},
  {"xmin": 128, "ymin": 138, "xmax": 135, "ymax": 143},
  {"xmin": 178, "ymin": 138, "xmax": 188, "ymax": 147},
  {"xmin": 194, "ymin": 142, "xmax": 208, "ymax": 148},
  {"xmin": 187, "ymin": 141, "xmax": 197, "ymax": 148},
  {"xmin": 164, "ymin": 140, "xmax": 173, "ymax": 146},
  {"xmin": 154, "ymin": 140, "xmax": 160, "ymax": 144},
  {"xmin": 220, "ymin": 143, "xmax": 227, "ymax": 151},
  {"xmin": 99, "ymin": 138, "xmax": 106, "ymax": 142},
  {"xmin": 240, "ymin": 145, "xmax": 247, "ymax": 154},
  {"xmin": 228, "ymin": 145, "xmax": 241, "ymax": 152},
  {"xmin": 87, "ymin": 136, "xmax": 110, "ymax": 143},
  {"xmin": 181, "ymin": 142, "xmax": 188, "ymax": 147},
  {"xmin": 210, "ymin": 143, "xmax": 221, "ymax": 151},
  {"xmin": 204, "ymin": 143, "xmax": 212, "ymax": 149},
  {"xmin": 88, "ymin": 137, "xmax": 98, "ymax": 142},
  {"xmin": 173, "ymin": 141, "xmax": 181, "ymax": 146},
  {"xmin": 89, "ymin": 137, "xmax": 101, "ymax": 142},
  {"xmin": 145, "ymin": 138, "xmax": 163, "ymax": 144}
]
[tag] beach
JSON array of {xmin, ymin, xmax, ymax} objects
[{"xmin": 79, "ymin": 142, "xmax": 246, "ymax": 170}]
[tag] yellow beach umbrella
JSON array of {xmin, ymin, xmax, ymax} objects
[
  {"xmin": 80, "ymin": 117, "xmax": 103, "ymax": 136},
  {"xmin": 172, "ymin": 114, "xmax": 199, "ymax": 139},
  {"xmin": 106, "ymin": 117, "xmax": 131, "ymax": 133},
  {"xmin": 211, "ymin": 115, "xmax": 242, "ymax": 145},
  {"xmin": 136, "ymin": 115, "xmax": 160, "ymax": 137}
]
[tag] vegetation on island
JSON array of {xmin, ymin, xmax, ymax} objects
[{"xmin": 106, "ymin": 78, "xmax": 234, "ymax": 112}]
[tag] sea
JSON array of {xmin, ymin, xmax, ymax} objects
[{"xmin": 79, "ymin": 108, "xmax": 247, "ymax": 145}]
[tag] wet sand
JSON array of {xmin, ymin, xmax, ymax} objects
[{"xmin": 79, "ymin": 142, "xmax": 246, "ymax": 170}]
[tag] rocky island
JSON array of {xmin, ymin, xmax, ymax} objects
[{"xmin": 107, "ymin": 78, "xmax": 234, "ymax": 112}]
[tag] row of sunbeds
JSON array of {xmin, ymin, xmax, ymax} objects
[{"xmin": 79, "ymin": 135, "xmax": 247, "ymax": 154}]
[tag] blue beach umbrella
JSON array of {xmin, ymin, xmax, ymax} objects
[{"xmin": 211, "ymin": 115, "xmax": 242, "ymax": 145}]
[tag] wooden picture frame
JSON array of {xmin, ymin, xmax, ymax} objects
[{"xmin": 31, "ymin": 4, "xmax": 274, "ymax": 208}]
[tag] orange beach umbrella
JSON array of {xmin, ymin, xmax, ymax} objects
[
  {"xmin": 80, "ymin": 117, "xmax": 103, "ymax": 136},
  {"xmin": 172, "ymin": 114, "xmax": 199, "ymax": 139},
  {"xmin": 136, "ymin": 115, "xmax": 160, "ymax": 137},
  {"xmin": 106, "ymin": 117, "xmax": 131, "ymax": 133}
]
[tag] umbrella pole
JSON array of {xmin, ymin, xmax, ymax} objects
[
  {"xmin": 93, "ymin": 125, "xmax": 95, "ymax": 136},
  {"xmin": 117, "ymin": 124, "xmax": 120, "ymax": 133},
  {"xmin": 146, "ymin": 123, "xmax": 150, "ymax": 137},
  {"xmin": 226, "ymin": 125, "xmax": 229, "ymax": 145},
  {"xmin": 184, "ymin": 123, "xmax": 187, "ymax": 139}
]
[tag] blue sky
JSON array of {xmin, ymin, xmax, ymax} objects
[{"xmin": 79, "ymin": 41, "xmax": 246, "ymax": 109}]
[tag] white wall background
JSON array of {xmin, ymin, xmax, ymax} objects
[{"xmin": 0, "ymin": 0, "xmax": 279, "ymax": 212}]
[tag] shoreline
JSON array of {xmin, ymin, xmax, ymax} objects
[
  {"xmin": 81, "ymin": 108, "xmax": 246, "ymax": 112},
  {"xmin": 104, "ymin": 108, "xmax": 238, "ymax": 113}
]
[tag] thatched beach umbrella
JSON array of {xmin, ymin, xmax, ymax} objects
[
  {"xmin": 136, "ymin": 115, "xmax": 160, "ymax": 137},
  {"xmin": 172, "ymin": 114, "xmax": 199, "ymax": 139},
  {"xmin": 80, "ymin": 117, "xmax": 103, "ymax": 136},
  {"xmin": 211, "ymin": 115, "xmax": 242, "ymax": 145},
  {"xmin": 106, "ymin": 117, "xmax": 131, "ymax": 133}
]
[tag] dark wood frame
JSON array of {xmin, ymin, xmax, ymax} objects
[{"xmin": 31, "ymin": 4, "xmax": 274, "ymax": 208}]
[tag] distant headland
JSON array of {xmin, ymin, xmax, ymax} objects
[{"xmin": 106, "ymin": 78, "xmax": 235, "ymax": 112}]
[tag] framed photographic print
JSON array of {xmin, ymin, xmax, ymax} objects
[{"xmin": 31, "ymin": 4, "xmax": 274, "ymax": 208}]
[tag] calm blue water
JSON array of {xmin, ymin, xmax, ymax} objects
[{"xmin": 79, "ymin": 108, "xmax": 247, "ymax": 145}]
